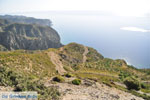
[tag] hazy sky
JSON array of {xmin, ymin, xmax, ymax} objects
[{"xmin": 0, "ymin": 0, "xmax": 150, "ymax": 17}]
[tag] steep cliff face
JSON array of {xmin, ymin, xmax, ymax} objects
[
  {"xmin": 0, "ymin": 23, "xmax": 62, "ymax": 50},
  {"xmin": 0, "ymin": 15, "xmax": 62, "ymax": 50},
  {"xmin": 0, "ymin": 15, "xmax": 52, "ymax": 26}
]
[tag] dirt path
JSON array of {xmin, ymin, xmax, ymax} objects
[
  {"xmin": 59, "ymin": 47, "xmax": 64, "ymax": 52},
  {"xmin": 82, "ymin": 46, "xmax": 89, "ymax": 63},
  {"xmin": 48, "ymin": 52, "xmax": 66, "ymax": 75}
]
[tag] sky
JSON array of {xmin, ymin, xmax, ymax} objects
[{"xmin": 0, "ymin": 0, "xmax": 150, "ymax": 17}]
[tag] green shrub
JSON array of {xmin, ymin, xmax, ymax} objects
[
  {"xmin": 64, "ymin": 73, "xmax": 73, "ymax": 78},
  {"xmin": 141, "ymin": 83, "xmax": 147, "ymax": 89},
  {"xmin": 72, "ymin": 79, "xmax": 81, "ymax": 85},
  {"xmin": 124, "ymin": 77, "xmax": 140, "ymax": 90},
  {"xmin": 119, "ymin": 71, "xmax": 131, "ymax": 81},
  {"xmin": 53, "ymin": 76, "xmax": 64, "ymax": 82}
]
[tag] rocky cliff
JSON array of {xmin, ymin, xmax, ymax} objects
[{"xmin": 0, "ymin": 16, "xmax": 62, "ymax": 50}]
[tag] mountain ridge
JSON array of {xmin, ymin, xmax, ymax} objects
[{"xmin": 0, "ymin": 15, "xmax": 52, "ymax": 26}]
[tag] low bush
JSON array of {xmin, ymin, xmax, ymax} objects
[
  {"xmin": 64, "ymin": 73, "xmax": 73, "ymax": 78},
  {"xmin": 141, "ymin": 83, "xmax": 147, "ymax": 89},
  {"xmin": 72, "ymin": 79, "xmax": 81, "ymax": 85},
  {"xmin": 53, "ymin": 76, "xmax": 65, "ymax": 82},
  {"xmin": 124, "ymin": 77, "xmax": 140, "ymax": 90}
]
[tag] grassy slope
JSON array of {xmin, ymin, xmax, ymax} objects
[
  {"xmin": 0, "ymin": 50, "xmax": 57, "ymax": 81},
  {"xmin": 0, "ymin": 49, "xmax": 60, "ymax": 100},
  {"xmin": 0, "ymin": 42, "xmax": 150, "ymax": 99}
]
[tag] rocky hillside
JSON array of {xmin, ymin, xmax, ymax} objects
[
  {"xmin": 0, "ymin": 15, "xmax": 52, "ymax": 26},
  {"xmin": 0, "ymin": 43, "xmax": 150, "ymax": 100},
  {"xmin": 0, "ymin": 16, "xmax": 62, "ymax": 50},
  {"xmin": 46, "ymin": 80, "xmax": 143, "ymax": 100}
]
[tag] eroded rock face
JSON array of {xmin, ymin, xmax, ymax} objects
[{"xmin": 0, "ymin": 22, "xmax": 62, "ymax": 50}]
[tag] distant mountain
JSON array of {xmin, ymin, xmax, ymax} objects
[
  {"xmin": 0, "ymin": 15, "xmax": 52, "ymax": 26},
  {"xmin": 0, "ymin": 15, "xmax": 62, "ymax": 50}
]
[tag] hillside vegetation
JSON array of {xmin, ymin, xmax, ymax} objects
[{"xmin": 0, "ymin": 42, "xmax": 150, "ymax": 99}]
